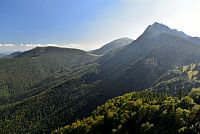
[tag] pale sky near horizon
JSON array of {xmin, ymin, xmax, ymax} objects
[{"xmin": 0, "ymin": 0, "xmax": 200, "ymax": 52}]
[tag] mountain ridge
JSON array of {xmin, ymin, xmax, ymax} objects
[
  {"xmin": 90, "ymin": 37, "xmax": 133, "ymax": 55},
  {"xmin": 0, "ymin": 46, "xmax": 98, "ymax": 104},
  {"xmin": 2, "ymin": 22, "xmax": 200, "ymax": 133}
]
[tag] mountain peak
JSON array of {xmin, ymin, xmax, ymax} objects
[
  {"xmin": 145, "ymin": 22, "xmax": 171, "ymax": 35},
  {"xmin": 143, "ymin": 22, "xmax": 189, "ymax": 39},
  {"xmin": 152, "ymin": 22, "xmax": 165, "ymax": 26}
]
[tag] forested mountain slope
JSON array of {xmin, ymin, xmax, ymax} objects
[
  {"xmin": 0, "ymin": 63, "xmax": 102, "ymax": 133},
  {"xmin": 54, "ymin": 90, "xmax": 200, "ymax": 134},
  {"xmin": 0, "ymin": 47, "xmax": 98, "ymax": 104},
  {"xmin": 2, "ymin": 23, "xmax": 200, "ymax": 133},
  {"xmin": 151, "ymin": 63, "xmax": 200, "ymax": 96},
  {"xmin": 94, "ymin": 22, "xmax": 200, "ymax": 96}
]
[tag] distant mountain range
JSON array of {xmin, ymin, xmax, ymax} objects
[
  {"xmin": 0, "ymin": 54, "xmax": 6, "ymax": 58},
  {"xmin": 90, "ymin": 37, "xmax": 133, "ymax": 55},
  {"xmin": 1, "ymin": 22, "xmax": 200, "ymax": 133},
  {"xmin": 0, "ymin": 52, "xmax": 15, "ymax": 58},
  {"xmin": 3, "ymin": 51, "xmax": 22, "ymax": 58}
]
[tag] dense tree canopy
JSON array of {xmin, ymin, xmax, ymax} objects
[
  {"xmin": 0, "ymin": 47, "xmax": 97, "ymax": 105},
  {"xmin": 54, "ymin": 89, "xmax": 200, "ymax": 134}
]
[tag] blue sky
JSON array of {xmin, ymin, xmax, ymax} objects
[
  {"xmin": 1, "ymin": 0, "xmax": 200, "ymax": 51},
  {"xmin": 0, "ymin": 0, "xmax": 117, "ymax": 44}
]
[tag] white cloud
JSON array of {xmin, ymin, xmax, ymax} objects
[
  {"xmin": 0, "ymin": 43, "xmax": 92, "ymax": 54},
  {"xmin": 0, "ymin": 44, "xmax": 15, "ymax": 47}
]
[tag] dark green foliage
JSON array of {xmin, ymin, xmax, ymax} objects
[
  {"xmin": 189, "ymin": 88, "xmax": 200, "ymax": 104},
  {"xmin": 0, "ymin": 47, "xmax": 98, "ymax": 104},
  {"xmin": 0, "ymin": 64, "xmax": 101, "ymax": 134},
  {"xmin": 54, "ymin": 90, "xmax": 200, "ymax": 134},
  {"xmin": 151, "ymin": 64, "xmax": 200, "ymax": 96},
  {"xmin": 2, "ymin": 23, "xmax": 200, "ymax": 134}
]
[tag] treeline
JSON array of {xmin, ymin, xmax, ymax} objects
[{"xmin": 54, "ymin": 89, "xmax": 200, "ymax": 134}]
